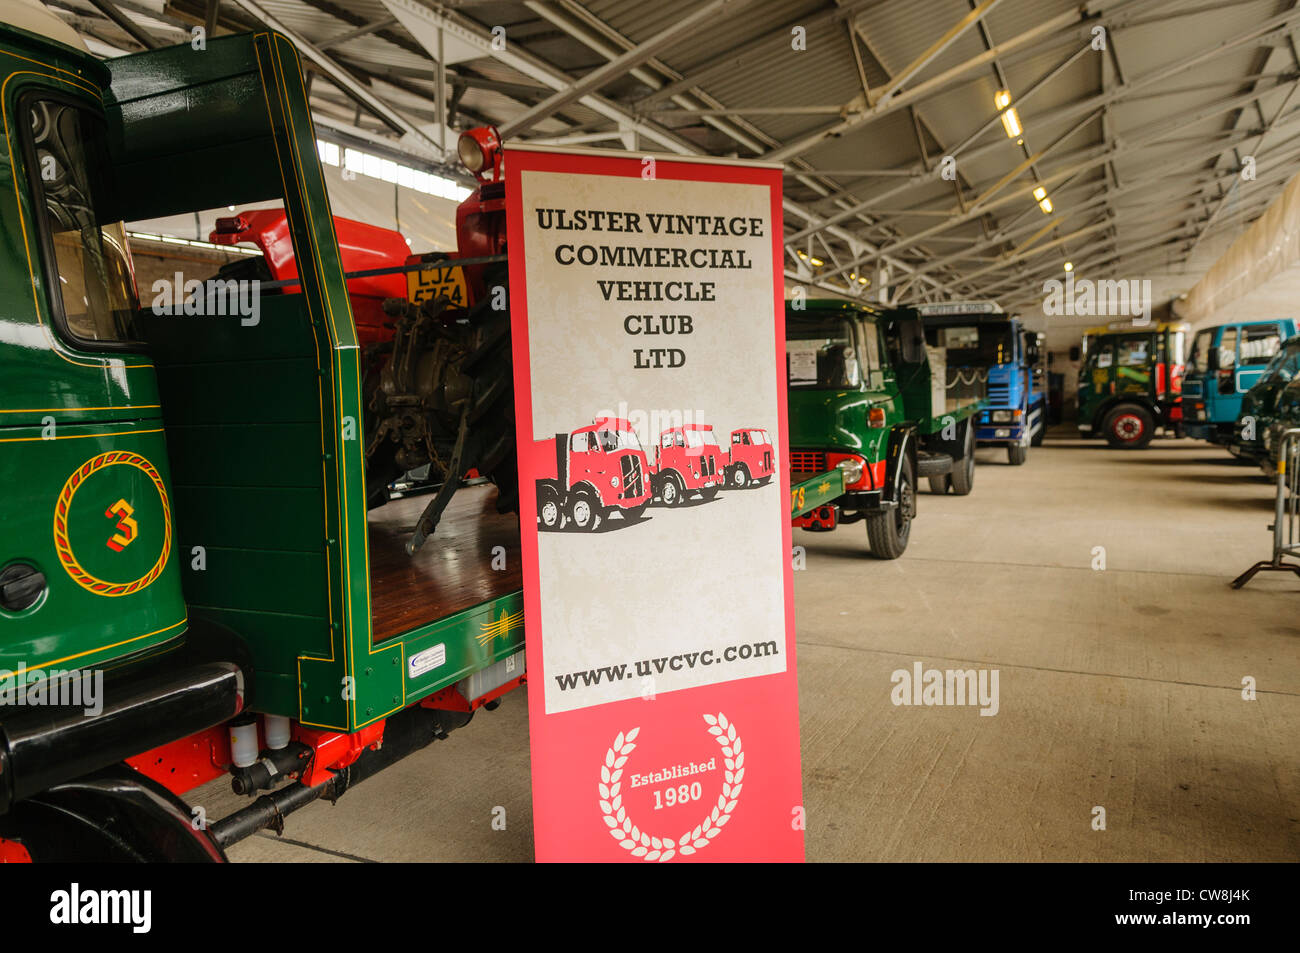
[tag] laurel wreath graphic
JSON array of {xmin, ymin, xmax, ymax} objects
[{"xmin": 598, "ymin": 712, "xmax": 744, "ymax": 862}]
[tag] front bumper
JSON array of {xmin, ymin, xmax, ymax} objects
[{"xmin": 976, "ymin": 423, "xmax": 1026, "ymax": 444}]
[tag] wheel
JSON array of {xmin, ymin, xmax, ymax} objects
[
  {"xmin": 866, "ymin": 454, "xmax": 914, "ymax": 559},
  {"xmin": 928, "ymin": 474, "xmax": 950, "ymax": 494},
  {"xmin": 1103, "ymin": 403, "xmax": 1155, "ymax": 449},
  {"xmin": 948, "ymin": 421, "xmax": 975, "ymax": 495},
  {"xmin": 537, "ymin": 484, "xmax": 562, "ymax": 530},
  {"xmin": 730, "ymin": 464, "xmax": 751, "ymax": 489},
  {"xmin": 1007, "ymin": 442, "xmax": 1028, "ymax": 465},
  {"xmin": 1030, "ymin": 417, "xmax": 1045, "ymax": 447},
  {"xmin": 659, "ymin": 474, "xmax": 684, "ymax": 507},
  {"xmin": 566, "ymin": 488, "xmax": 602, "ymax": 531},
  {"xmin": 0, "ymin": 765, "xmax": 225, "ymax": 862}
]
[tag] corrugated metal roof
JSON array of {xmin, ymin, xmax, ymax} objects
[{"xmin": 46, "ymin": 0, "xmax": 1300, "ymax": 320}]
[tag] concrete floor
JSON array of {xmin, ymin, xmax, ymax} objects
[{"xmin": 195, "ymin": 431, "xmax": 1300, "ymax": 862}]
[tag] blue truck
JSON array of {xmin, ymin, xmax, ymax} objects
[
  {"xmin": 916, "ymin": 302, "xmax": 1045, "ymax": 465},
  {"xmin": 1183, "ymin": 319, "xmax": 1297, "ymax": 446}
]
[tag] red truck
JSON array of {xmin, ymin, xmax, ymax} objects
[
  {"xmin": 652, "ymin": 424, "xmax": 725, "ymax": 505},
  {"xmin": 536, "ymin": 417, "xmax": 652, "ymax": 531},
  {"xmin": 724, "ymin": 428, "xmax": 776, "ymax": 488}
]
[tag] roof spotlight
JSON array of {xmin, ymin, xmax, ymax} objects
[{"xmin": 458, "ymin": 126, "xmax": 503, "ymax": 181}]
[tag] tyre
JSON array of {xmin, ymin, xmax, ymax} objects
[
  {"xmin": 1103, "ymin": 403, "xmax": 1155, "ymax": 449},
  {"xmin": 537, "ymin": 484, "xmax": 562, "ymax": 530},
  {"xmin": 1007, "ymin": 442, "xmax": 1028, "ymax": 465},
  {"xmin": 948, "ymin": 421, "xmax": 975, "ymax": 495},
  {"xmin": 659, "ymin": 474, "xmax": 684, "ymax": 507},
  {"xmin": 928, "ymin": 474, "xmax": 950, "ymax": 494},
  {"xmin": 866, "ymin": 454, "xmax": 914, "ymax": 559},
  {"xmin": 730, "ymin": 464, "xmax": 751, "ymax": 489},
  {"xmin": 566, "ymin": 488, "xmax": 602, "ymax": 531},
  {"xmin": 1030, "ymin": 417, "xmax": 1045, "ymax": 447}
]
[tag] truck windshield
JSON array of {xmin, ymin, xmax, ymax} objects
[
  {"xmin": 593, "ymin": 428, "xmax": 642, "ymax": 453},
  {"xmin": 927, "ymin": 322, "xmax": 1013, "ymax": 366},
  {"xmin": 26, "ymin": 97, "xmax": 140, "ymax": 347},
  {"xmin": 1261, "ymin": 345, "xmax": 1300, "ymax": 384},
  {"xmin": 746, "ymin": 429, "xmax": 770, "ymax": 445},
  {"xmin": 787, "ymin": 317, "xmax": 862, "ymax": 388},
  {"xmin": 684, "ymin": 429, "xmax": 718, "ymax": 448}
]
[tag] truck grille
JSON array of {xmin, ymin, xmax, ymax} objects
[
  {"xmin": 790, "ymin": 450, "xmax": 827, "ymax": 475},
  {"xmin": 704, "ymin": 454, "xmax": 715, "ymax": 476},
  {"xmin": 987, "ymin": 381, "xmax": 1010, "ymax": 405},
  {"xmin": 620, "ymin": 454, "xmax": 643, "ymax": 500}
]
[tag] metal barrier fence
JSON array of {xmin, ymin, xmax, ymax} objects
[{"xmin": 1232, "ymin": 427, "xmax": 1300, "ymax": 588}]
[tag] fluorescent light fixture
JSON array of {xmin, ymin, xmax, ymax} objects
[
  {"xmin": 810, "ymin": 257, "xmax": 824, "ymax": 267},
  {"xmin": 1033, "ymin": 187, "xmax": 1046, "ymax": 201},
  {"xmin": 1063, "ymin": 261, "xmax": 1073, "ymax": 272},
  {"xmin": 1038, "ymin": 197, "xmax": 1053, "ymax": 214},
  {"xmin": 995, "ymin": 90, "xmax": 1022, "ymax": 139}
]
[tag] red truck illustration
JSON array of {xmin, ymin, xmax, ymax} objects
[
  {"xmin": 535, "ymin": 417, "xmax": 652, "ymax": 531},
  {"xmin": 651, "ymin": 424, "xmax": 725, "ymax": 505},
  {"xmin": 723, "ymin": 428, "xmax": 776, "ymax": 488}
]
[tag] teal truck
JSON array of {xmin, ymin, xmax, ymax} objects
[
  {"xmin": 1184, "ymin": 319, "xmax": 1296, "ymax": 447},
  {"xmin": 786, "ymin": 300, "xmax": 984, "ymax": 559}
]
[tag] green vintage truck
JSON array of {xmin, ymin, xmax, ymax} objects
[
  {"xmin": 0, "ymin": 13, "xmax": 523, "ymax": 861},
  {"xmin": 787, "ymin": 299, "xmax": 984, "ymax": 559},
  {"xmin": 1076, "ymin": 321, "xmax": 1189, "ymax": 448}
]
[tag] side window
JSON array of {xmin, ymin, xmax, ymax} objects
[
  {"xmin": 24, "ymin": 96, "xmax": 140, "ymax": 347},
  {"xmin": 1219, "ymin": 327, "xmax": 1238, "ymax": 369},
  {"xmin": 1241, "ymin": 325, "xmax": 1281, "ymax": 365},
  {"xmin": 1188, "ymin": 329, "xmax": 1214, "ymax": 374},
  {"xmin": 661, "ymin": 433, "xmax": 673, "ymax": 449},
  {"xmin": 731, "ymin": 433, "xmax": 742, "ymax": 445},
  {"xmin": 1094, "ymin": 342, "xmax": 1114, "ymax": 369},
  {"xmin": 570, "ymin": 433, "xmax": 588, "ymax": 453},
  {"xmin": 863, "ymin": 321, "xmax": 884, "ymax": 388}
]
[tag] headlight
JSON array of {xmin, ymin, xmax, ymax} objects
[
  {"xmin": 835, "ymin": 458, "xmax": 864, "ymax": 486},
  {"xmin": 992, "ymin": 410, "xmax": 1013, "ymax": 423},
  {"xmin": 610, "ymin": 476, "xmax": 620, "ymax": 488}
]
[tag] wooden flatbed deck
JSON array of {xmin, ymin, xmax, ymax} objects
[{"xmin": 368, "ymin": 484, "xmax": 522, "ymax": 644}]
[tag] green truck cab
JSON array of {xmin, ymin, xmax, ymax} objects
[
  {"xmin": 0, "ymin": 16, "xmax": 522, "ymax": 861},
  {"xmin": 786, "ymin": 299, "xmax": 984, "ymax": 559},
  {"xmin": 1077, "ymin": 321, "xmax": 1189, "ymax": 448},
  {"xmin": 1230, "ymin": 335, "xmax": 1300, "ymax": 466}
]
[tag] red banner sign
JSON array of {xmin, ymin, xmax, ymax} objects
[{"xmin": 506, "ymin": 145, "xmax": 803, "ymax": 862}]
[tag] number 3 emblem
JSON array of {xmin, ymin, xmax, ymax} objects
[{"xmin": 105, "ymin": 498, "xmax": 137, "ymax": 552}]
